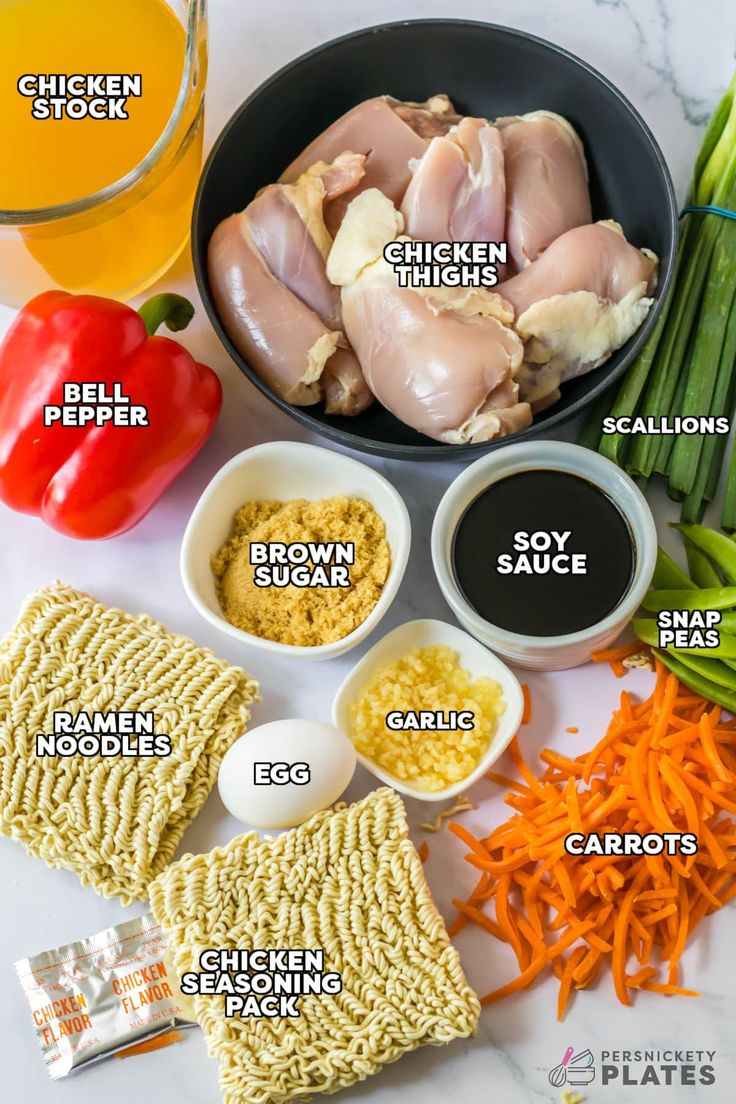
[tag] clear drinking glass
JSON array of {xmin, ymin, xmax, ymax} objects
[{"xmin": 0, "ymin": 0, "xmax": 207, "ymax": 306}]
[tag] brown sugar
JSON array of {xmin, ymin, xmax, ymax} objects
[{"xmin": 211, "ymin": 497, "xmax": 390, "ymax": 646}]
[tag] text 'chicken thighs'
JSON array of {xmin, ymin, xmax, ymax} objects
[{"xmin": 329, "ymin": 190, "xmax": 530, "ymax": 444}]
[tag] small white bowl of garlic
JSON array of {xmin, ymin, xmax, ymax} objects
[{"xmin": 333, "ymin": 618, "xmax": 524, "ymax": 802}]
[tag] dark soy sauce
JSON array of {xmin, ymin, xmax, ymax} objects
[{"xmin": 452, "ymin": 470, "xmax": 634, "ymax": 638}]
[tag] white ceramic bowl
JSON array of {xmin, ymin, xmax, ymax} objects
[
  {"xmin": 181, "ymin": 441, "xmax": 411, "ymax": 660},
  {"xmin": 332, "ymin": 618, "xmax": 524, "ymax": 802},
  {"xmin": 431, "ymin": 441, "xmax": 657, "ymax": 671}
]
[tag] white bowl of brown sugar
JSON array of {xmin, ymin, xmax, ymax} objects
[{"xmin": 181, "ymin": 441, "xmax": 411, "ymax": 660}]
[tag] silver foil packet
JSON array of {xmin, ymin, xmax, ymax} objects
[{"xmin": 14, "ymin": 911, "xmax": 197, "ymax": 1079}]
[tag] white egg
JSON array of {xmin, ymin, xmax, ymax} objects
[{"xmin": 217, "ymin": 718, "xmax": 357, "ymax": 830}]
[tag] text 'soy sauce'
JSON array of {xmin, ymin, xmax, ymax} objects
[{"xmin": 452, "ymin": 470, "xmax": 635, "ymax": 638}]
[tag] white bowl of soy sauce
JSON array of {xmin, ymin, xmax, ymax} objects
[{"xmin": 431, "ymin": 442, "xmax": 657, "ymax": 670}]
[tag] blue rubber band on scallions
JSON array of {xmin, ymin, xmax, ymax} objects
[{"xmin": 679, "ymin": 203, "xmax": 736, "ymax": 221}]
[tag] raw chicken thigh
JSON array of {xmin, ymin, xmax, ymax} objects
[
  {"xmin": 209, "ymin": 91, "xmax": 658, "ymax": 443},
  {"xmin": 496, "ymin": 111, "xmax": 592, "ymax": 270},
  {"xmin": 328, "ymin": 190, "xmax": 530, "ymax": 443},
  {"xmin": 498, "ymin": 221, "xmax": 658, "ymax": 406},
  {"xmin": 208, "ymin": 153, "xmax": 373, "ymax": 414},
  {"xmin": 281, "ymin": 95, "xmax": 459, "ymax": 234},
  {"xmin": 400, "ymin": 118, "xmax": 506, "ymax": 246}
]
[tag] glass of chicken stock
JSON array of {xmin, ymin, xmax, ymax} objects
[{"xmin": 0, "ymin": 0, "xmax": 207, "ymax": 306}]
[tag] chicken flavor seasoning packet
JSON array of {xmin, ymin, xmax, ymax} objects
[{"xmin": 14, "ymin": 912, "xmax": 197, "ymax": 1078}]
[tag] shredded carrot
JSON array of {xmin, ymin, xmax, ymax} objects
[
  {"xmin": 447, "ymin": 821, "xmax": 490, "ymax": 860},
  {"xmin": 640, "ymin": 981, "xmax": 701, "ymax": 997},
  {"xmin": 541, "ymin": 749, "xmax": 585, "ymax": 776},
  {"xmin": 485, "ymin": 770, "xmax": 532, "ymax": 793},
  {"xmin": 557, "ymin": 945, "xmax": 586, "ymax": 1019},
  {"xmin": 591, "ymin": 641, "xmax": 644, "ymax": 663},
  {"xmin": 699, "ymin": 713, "xmax": 731, "ymax": 782},
  {"xmin": 480, "ymin": 953, "xmax": 548, "ymax": 1004},
  {"xmin": 452, "ymin": 899, "xmax": 504, "ymax": 941},
  {"xmin": 610, "ymin": 659, "xmax": 626, "ymax": 678},
  {"xmin": 448, "ymin": 660, "xmax": 736, "ymax": 1018},
  {"xmin": 521, "ymin": 683, "xmax": 532, "ymax": 725},
  {"xmin": 626, "ymin": 965, "xmax": 657, "ymax": 989},
  {"xmin": 418, "ymin": 840, "xmax": 429, "ymax": 863},
  {"xmin": 565, "ymin": 726, "xmax": 579, "ymax": 734},
  {"xmin": 114, "ymin": 1030, "xmax": 184, "ymax": 1059}
]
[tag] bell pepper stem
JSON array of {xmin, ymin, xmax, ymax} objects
[{"xmin": 138, "ymin": 293, "xmax": 195, "ymax": 336}]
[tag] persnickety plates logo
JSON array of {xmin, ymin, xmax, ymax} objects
[
  {"xmin": 549, "ymin": 1048, "xmax": 717, "ymax": 1088},
  {"xmin": 600, "ymin": 1051, "xmax": 716, "ymax": 1086},
  {"xmin": 549, "ymin": 1046, "xmax": 596, "ymax": 1087}
]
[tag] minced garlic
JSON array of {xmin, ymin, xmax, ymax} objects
[{"xmin": 349, "ymin": 645, "xmax": 505, "ymax": 792}]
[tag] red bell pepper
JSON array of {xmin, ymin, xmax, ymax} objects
[{"xmin": 0, "ymin": 290, "xmax": 222, "ymax": 539}]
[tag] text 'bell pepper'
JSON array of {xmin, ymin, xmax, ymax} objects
[{"xmin": 0, "ymin": 290, "xmax": 222, "ymax": 539}]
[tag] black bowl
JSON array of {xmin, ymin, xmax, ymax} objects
[{"xmin": 193, "ymin": 19, "xmax": 677, "ymax": 460}]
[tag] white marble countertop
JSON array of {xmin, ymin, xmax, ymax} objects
[{"xmin": 2, "ymin": 2, "xmax": 736, "ymax": 1102}]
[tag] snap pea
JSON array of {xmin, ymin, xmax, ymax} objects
[
  {"xmin": 633, "ymin": 617, "xmax": 736, "ymax": 658},
  {"xmin": 633, "ymin": 618, "xmax": 660, "ymax": 646},
  {"xmin": 655, "ymin": 650, "xmax": 736, "ymax": 713},
  {"xmin": 641, "ymin": 587, "xmax": 736, "ymax": 613},
  {"xmin": 673, "ymin": 522, "xmax": 736, "ymax": 584},
  {"xmin": 686, "ymin": 544, "xmax": 722, "ymax": 588},
  {"xmin": 719, "ymin": 612, "xmax": 736, "ymax": 633},
  {"xmin": 670, "ymin": 651, "xmax": 736, "ymax": 691},
  {"xmin": 652, "ymin": 547, "xmax": 695, "ymax": 590}
]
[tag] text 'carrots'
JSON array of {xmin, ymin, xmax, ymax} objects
[{"xmin": 448, "ymin": 664, "xmax": 736, "ymax": 1018}]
